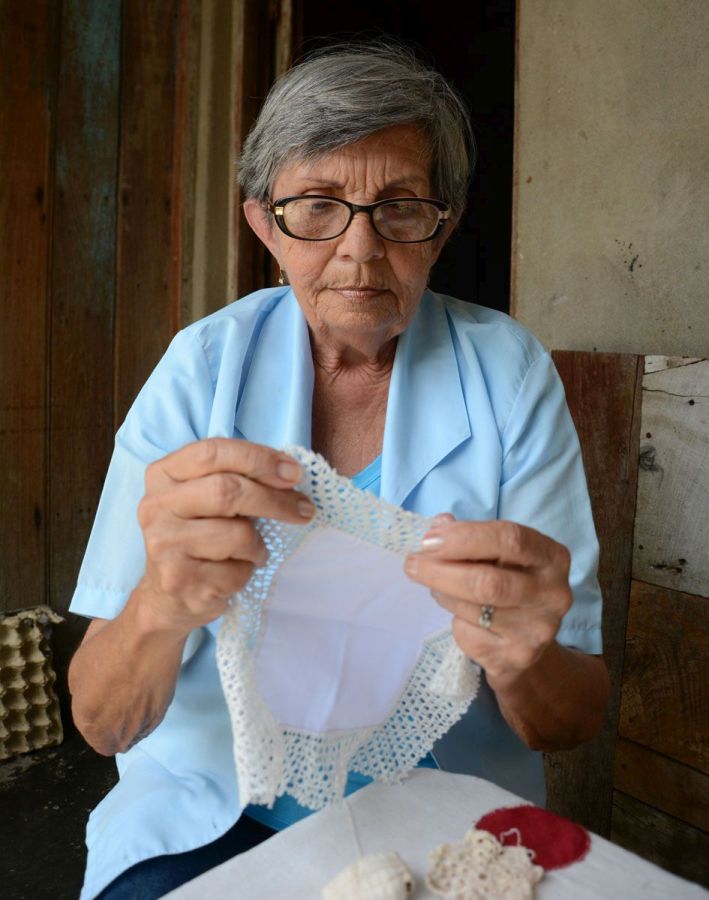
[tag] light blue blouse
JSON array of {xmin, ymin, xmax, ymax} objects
[{"xmin": 70, "ymin": 288, "xmax": 603, "ymax": 899}]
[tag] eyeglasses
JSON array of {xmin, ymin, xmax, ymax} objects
[{"xmin": 268, "ymin": 195, "xmax": 451, "ymax": 243}]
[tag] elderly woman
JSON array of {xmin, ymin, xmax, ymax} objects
[{"xmin": 68, "ymin": 43, "xmax": 609, "ymax": 900}]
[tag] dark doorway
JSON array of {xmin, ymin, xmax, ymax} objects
[{"xmin": 298, "ymin": 2, "xmax": 515, "ymax": 313}]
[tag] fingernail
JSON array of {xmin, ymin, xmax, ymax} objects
[
  {"xmin": 404, "ymin": 555, "xmax": 419, "ymax": 576},
  {"xmin": 421, "ymin": 535, "xmax": 445, "ymax": 552},
  {"xmin": 298, "ymin": 499, "xmax": 316, "ymax": 519},
  {"xmin": 433, "ymin": 512, "xmax": 455, "ymax": 525},
  {"xmin": 278, "ymin": 459, "xmax": 301, "ymax": 482}
]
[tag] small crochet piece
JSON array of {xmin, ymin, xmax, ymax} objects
[
  {"xmin": 322, "ymin": 851, "xmax": 415, "ymax": 899},
  {"xmin": 0, "ymin": 606, "xmax": 64, "ymax": 760},
  {"xmin": 426, "ymin": 828, "xmax": 544, "ymax": 899},
  {"xmin": 217, "ymin": 446, "xmax": 480, "ymax": 810}
]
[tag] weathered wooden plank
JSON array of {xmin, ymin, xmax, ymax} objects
[
  {"xmin": 619, "ymin": 579, "xmax": 708, "ymax": 772},
  {"xmin": 187, "ymin": 0, "xmax": 247, "ymax": 322},
  {"xmin": 543, "ymin": 351, "xmax": 643, "ymax": 835},
  {"xmin": 114, "ymin": 0, "xmax": 184, "ymax": 428},
  {"xmin": 634, "ymin": 356, "xmax": 709, "ymax": 598},
  {"xmin": 48, "ymin": 0, "xmax": 121, "ymax": 711},
  {"xmin": 185, "ymin": 0, "xmax": 292, "ymax": 322},
  {"xmin": 176, "ymin": 0, "xmax": 201, "ymax": 326},
  {"xmin": 0, "ymin": 1, "xmax": 58, "ymax": 613},
  {"xmin": 170, "ymin": 0, "xmax": 191, "ymax": 332},
  {"xmin": 232, "ymin": 0, "xmax": 273, "ymax": 299},
  {"xmin": 615, "ymin": 737, "xmax": 709, "ymax": 832},
  {"xmin": 611, "ymin": 790, "xmax": 709, "ymax": 888},
  {"xmin": 268, "ymin": 0, "xmax": 298, "ymax": 288},
  {"xmin": 274, "ymin": 0, "xmax": 298, "ymax": 80},
  {"xmin": 644, "ymin": 356, "xmax": 705, "ymax": 374}
]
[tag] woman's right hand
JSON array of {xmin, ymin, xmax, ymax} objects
[
  {"xmin": 136, "ymin": 438, "xmax": 315, "ymax": 634},
  {"xmin": 69, "ymin": 439, "xmax": 314, "ymax": 755}
]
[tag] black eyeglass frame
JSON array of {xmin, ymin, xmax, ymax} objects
[{"xmin": 268, "ymin": 195, "xmax": 451, "ymax": 243}]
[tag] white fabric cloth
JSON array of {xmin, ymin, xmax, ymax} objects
[
  {"xmin": 217, "ymin": 447, "xmax": 480, "ymax": 810},
  {"xmin": 164, "ymin": 770, "xmax": 708, "ymax": 900}
]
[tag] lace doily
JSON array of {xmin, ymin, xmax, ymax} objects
[
  {"xmin": 426, "ymin": 828, "xmax": 544, "ymax": 900},
  {"xmin": 216, "ymin": 447, "xmax": 480, "ymax": 810}
]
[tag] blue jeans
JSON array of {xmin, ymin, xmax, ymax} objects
[{"xmin": 95, "ymin": 815, "xmax": 276, "ymax": 899}]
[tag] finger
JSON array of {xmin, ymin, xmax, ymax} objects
[
  {"xmin": 451, "ymin": 615, "xmax": 553, "ymax": 679},
  {"xmin": 148, "ymin": 439, "xmax": 303, "ymax": 490},
  {"xmin": 451, "ymin": 615, "xmax": 505, "ymax": 665},
  {"xmin": 185, "ymin": 558, "xmax": 256, "ymax": 598},
  {"xmin": 147, "ymin": 517, "xmax": 268, "ymax": 565},
  {"xmin": 146, "ymin": 557, "xmax": 257, "ymax": 616},
  {"xmin": 432, "ymin": 590, "xmax": 558, "ymax": 645},
  {"xmin": 161, "ymin": 472, "xmax": 315, "ymax": 522},
  {"xmin": 419, "ymin": 520, "xmax": 569, "ymax": 571},
  {"xmin": 431, "ymin": 511, "xmax": 456, "ymax": 526},
  {"xmin": 405, "ymin": 557, "xmax": 540, "ymax": 609}
]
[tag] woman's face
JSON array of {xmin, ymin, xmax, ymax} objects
[{"xmin": 244, "ymin": 124, "xmax": 452, "ymax": 349}]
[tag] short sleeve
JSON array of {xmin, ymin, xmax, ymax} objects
[
  {"xmin": 498, "ymin": 353, "xmax": 603, "ymax": 654},
  {"xmin": 70, "ymin": 330, "xmax": 215, "ymax": 621}
]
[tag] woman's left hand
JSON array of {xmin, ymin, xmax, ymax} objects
[{"xmin": 404, "ymin": 519, "xmax": 573, "ymax": 686}]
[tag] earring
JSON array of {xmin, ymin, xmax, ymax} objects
[{"xmin": 277, "ymin": 269, "xmax": 289, "ymax": 286}]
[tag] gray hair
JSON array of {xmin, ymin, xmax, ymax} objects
[{"xmin": 238, "ymin": 42, "xmax": 475, "ymax": 218}]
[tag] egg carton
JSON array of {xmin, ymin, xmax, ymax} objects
[{"xmin": 0, "ymin": 606, "xmax": 64, "ymax": 761}]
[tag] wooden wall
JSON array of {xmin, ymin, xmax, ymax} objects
[
  {"xmin": 0, "ymin": 0, "xmax": 291, "ymax": 722},
  {"xmin": 0, "ymin": 0, "xmax": 186, "ymax": 720},
  {"xmin": 612, "ymin": 357, "xmax": 708, "ymax": 884},
  {"xmin": 548, "ymin": 353, "xmax": 709, "ymax": 886}
]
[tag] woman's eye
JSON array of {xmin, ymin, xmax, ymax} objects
[
  {"xmin": 299, "ymin": 199, "xmax": 338, "ymax": 216},
  {"xmin": 387, "ymin": 202, "xmax": 416, "ymax": 218}
]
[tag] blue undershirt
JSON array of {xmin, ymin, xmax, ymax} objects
[{"xmin": 244, "ymin": 454, "xmax": 439, "ymax": 831}]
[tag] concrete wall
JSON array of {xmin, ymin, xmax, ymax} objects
[{"xmin": 512, "ymin": 0, "xmax": 709, "ymax": 355}]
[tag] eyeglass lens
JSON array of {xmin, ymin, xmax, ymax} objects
[{"xmin": 281, "ymin": 198, "xmax": 442, "ymax": 242}]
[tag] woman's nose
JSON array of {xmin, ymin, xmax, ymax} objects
[{"xmin": 335, "ymin": 211, "xmax": 386, "ymax": 262}]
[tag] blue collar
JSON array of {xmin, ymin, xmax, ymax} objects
[{"xmin": 234, "ymin": 289, "xmax": 470, "ymax": 508}]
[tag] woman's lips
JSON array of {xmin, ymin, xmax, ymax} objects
[{"xmin": 332, "ymin": 286, "xmax": 388, "ymax": 300}]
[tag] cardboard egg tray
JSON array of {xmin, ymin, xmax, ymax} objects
[{"xmin": 0, "ymin": 606, "xmax": 64, "ymax": 761}]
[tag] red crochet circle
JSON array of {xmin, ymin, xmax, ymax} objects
[{"xmin": 475, "ymin": 804, "xmax": 591, "ymax": 870}]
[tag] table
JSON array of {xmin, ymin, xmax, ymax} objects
[{"xmin": 165, "ymin": 770, "xmax": 707, "ymax": 899}]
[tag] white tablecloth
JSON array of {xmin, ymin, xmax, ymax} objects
[{"xmin": 165, "ymin": 770, "xmax": 707, "ymax": 899}]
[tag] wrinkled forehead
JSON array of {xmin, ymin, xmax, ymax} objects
[{"xmin": 271, "ymin": 124, "xmax": 434, "ymax": 198}]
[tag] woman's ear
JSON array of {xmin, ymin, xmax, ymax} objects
[{"xmin": 243, "ymin": 199, "xmax": 282, "ymax": 261}]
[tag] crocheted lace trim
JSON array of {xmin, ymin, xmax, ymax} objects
[
  {"xmin": 216, "ymin": 447, "xmax": 480, "ymax": 810},
  {"xmin": 426, "ymin": 828, "xmax": 544, "ymax": 899}
]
